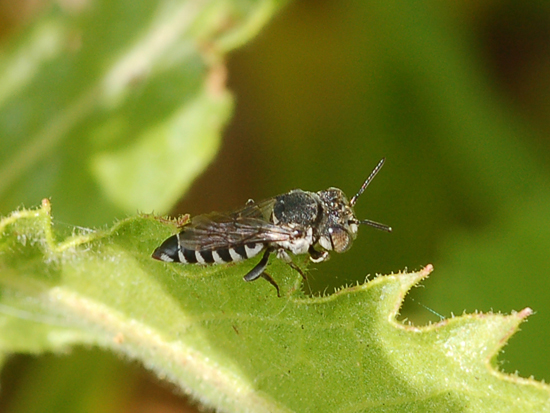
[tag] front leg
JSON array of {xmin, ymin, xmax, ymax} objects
[{"xmin": 308, "ymin": 245, "xmax": 329, "ymax": 263}]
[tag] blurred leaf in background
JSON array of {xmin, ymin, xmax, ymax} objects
[
  {"xmin": 2, "ymin": 0, "xmax": 550, "ymax": 411},
  {"xmin": 0, "ymin": 0, "xmax": 284, "ymax": 227}
]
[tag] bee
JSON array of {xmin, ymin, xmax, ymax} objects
[{"xmin": 152, "ymin": 158, "xmax": 391, "ymax": 296}]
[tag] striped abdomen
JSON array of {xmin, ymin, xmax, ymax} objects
[{"xmin": 151, "ymin": 233, "xmax": 265, "ymax": 265}]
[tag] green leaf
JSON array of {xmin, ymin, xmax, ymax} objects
[
  {"xmin": 0, "ymin": 0, "xmax": 285, "ymax": 227},
  {"xmin": 1, "ymin": 201, "xmax": 549, "ymax": 412}
]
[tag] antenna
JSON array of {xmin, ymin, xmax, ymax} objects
[
  {"xmin": 350, "ymin": 158, "xmax": 386, "ymax": 206},
  {"xmin": 358, "ymin": 219, "xmax": 392, "ymax": 232},
  {"xmin": 349, "ymin": 158, "xmax": 392, "ymax": 232}
]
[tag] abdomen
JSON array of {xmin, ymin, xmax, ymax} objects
[{"xmin": 151, "ymin": 234, "xmax": 265, "ymax": 265}]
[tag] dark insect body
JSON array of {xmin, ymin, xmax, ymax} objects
[{"xmin": 152, "ymin": 159, "xmax": 391, "ymax": 296}]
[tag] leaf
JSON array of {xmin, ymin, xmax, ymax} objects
[
  {"xmin": 1, "ymin": 200, "xmax": 549, "ymax": 412},
  {"xmin": 0, "ymin": 0, "xmax": 285, "ymax": 227}
]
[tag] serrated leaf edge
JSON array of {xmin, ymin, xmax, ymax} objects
[{"xmin": 3, "ymin": 201, "xmax": 550, "ymax": 410}]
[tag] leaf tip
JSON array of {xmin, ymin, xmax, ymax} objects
[
  {"xmin": 394, "ymin": 264, "xmax": 434, "ymax": 295},
  {"xmin": 517, "ymin": 307, "xmax": 533, "ymax": 319},
  {"xmin": 41, "ymin": 198, "xmax": 52, "ymax": 213},
  {"xmin": 421, "ymin": 263, "xmax": 434, "ymax": 276}
]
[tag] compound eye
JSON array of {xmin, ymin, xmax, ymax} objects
[{"xmin": 329, "ymin": 226, "xmax": 352, "ymax": 253}]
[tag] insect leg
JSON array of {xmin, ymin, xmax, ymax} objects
[
  {"xmin": 308, "ymin": 245, "xmax": 329, "ymax": 263},
  {"xmin": 243, "ymin": 248, "xmax": 272, "ymax": 282},
  {"xmin": 259, "ymin": 273, "xmax": 280, "ymax": 297},
  {"xmin": 277, "ymin": 249, "xmax": 306, "ymax": 280},
  {"xmin": 243, "ymin": 248, "xmax": 281, "ymax": 296}
]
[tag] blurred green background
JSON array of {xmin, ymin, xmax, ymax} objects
[{"xmin": 2, "ymin": 0, "xmax": 550, "ymax": 411}]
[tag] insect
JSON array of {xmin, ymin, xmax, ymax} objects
[{"xmin": 152, "ymin": 158, "xmax": 391, "ymax": 296}]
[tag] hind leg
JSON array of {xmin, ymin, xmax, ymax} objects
[{"xmin": 243, "ymin": 248, "xmax": 281, "ymax": 296}]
